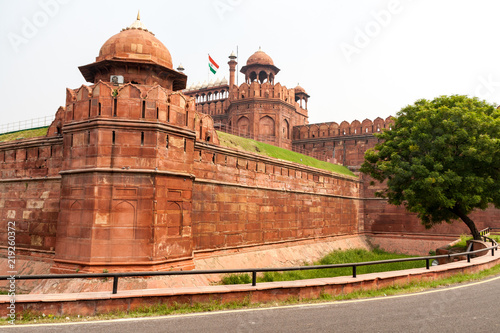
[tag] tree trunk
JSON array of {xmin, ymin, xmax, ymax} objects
[{"xmin": 451, "ymin": 206, "xmax": 481, "ymax": 240}]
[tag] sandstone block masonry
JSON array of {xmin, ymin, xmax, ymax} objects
[
  {"xmin": 2, "ymin": 16, "xmax": 500, "ymax": 274},
  {"xmin": 0, "ymin": 16, "xmax": 362, "ymax": 273},
  {"xmin": 0, "ymin": 88, "xmax": 362, "ymax": 273}
]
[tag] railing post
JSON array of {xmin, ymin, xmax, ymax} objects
[
  {"xmin": 426, "ymin": 258, "xmax": 429, "ymax": 269},
  {"xmin": 492, "ymin": 248, "xmax": 495, "ymax": 256},
  {"xmin": 252, "ymin": 271, "xmax": 257, "ymax": 286},
  {"xmin": 467, "ymin": 254, "xmax": 470, "ymax": 263},
  {"xmin": 112, "ymin": 276, "xmax": 119, "ymax": 294},
  {"xmin": 352, "ymin": 265, "xmax": 356, "ymax": 278}
]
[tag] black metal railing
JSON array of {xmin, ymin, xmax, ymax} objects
[{"xmin": 1, "ymin": 229, "xmax": 498, "ymax": 295}]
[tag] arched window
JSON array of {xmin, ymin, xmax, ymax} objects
[
  {"xmin": 237, "ymin": 116, "xmax": 250, "ymax": 135},
  {"xmin": 259, "ymin": 116, "xmax": 275, "ymax": 137},
  {"xmin": 249, "ymin": 71, "xmax": 257, "ymax": 82}
]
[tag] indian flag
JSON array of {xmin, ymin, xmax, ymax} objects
[{"xmin": 209, "ymin": 55, "xmax": 219, "ymax": 74}]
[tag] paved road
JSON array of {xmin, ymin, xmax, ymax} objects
[{"xmin": 3, "ymin": 275, "xmax": 500, "ymax": 333}]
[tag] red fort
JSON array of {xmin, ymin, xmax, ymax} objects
[{"xmin": 1, "ymin": 16, "xmax": 499, "ymax": 274}]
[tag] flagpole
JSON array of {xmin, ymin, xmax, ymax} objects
[{"xmin": 236, "ymin": 46, "xmax": 239, "ymax": 86}]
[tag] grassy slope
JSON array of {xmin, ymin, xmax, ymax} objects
[
  {"xmin": 217, "ymin": 131, "xmax": 355, "ymax": 177},
  {"xmin": 450, "ymin": 234, "xmax": 500, "ymax": 250},
  {"xmin": 222, "ymin": 248, "xmax": 424, "ymax": 284},
  {"xmin": 0, "ymin": 127, "xmax": 48, "ymax": 142}
]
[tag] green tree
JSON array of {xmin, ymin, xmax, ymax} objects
[{"xmin": 361, "ymin": 95, "xmax": 500, "ymax": 240}]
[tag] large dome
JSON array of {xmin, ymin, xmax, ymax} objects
[
  {"xmin": 246, "ymin": 48, "xmax": 274, "ymax": 66},
  {"xmin": 78, "ymin": 14, "xmax": 186, "ymax": 90},
  {"xmin": 97, "ymin": 26, "xmax": 173, "ymax": 69}
]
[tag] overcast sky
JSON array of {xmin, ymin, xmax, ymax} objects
[{"xmin": 2, "ymin": 0, "xmax": 500, "ymax": 127}]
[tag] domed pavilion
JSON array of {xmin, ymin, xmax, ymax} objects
[{"xmin": 78, "ymin": 13, "xmax": 186, "ymax": 90}]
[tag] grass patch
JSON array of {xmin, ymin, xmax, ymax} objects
[
  {"xmin": 8, "ymin": 298, "xmax": 255, "ymax": 324},
  {"xmin": 489, "ymin": 234, "xmax": 500, "ymax": 242},
  {"xmin": 449, "ymin": 234, "xmax": 471, "ymax": 250},
  {"xmin": 0, "ymin": 127, "xmax": 48, "ymax": 142},
  {"xmin": 4, "ymin": 264, "xmax": 500, "ymax": 326},
  {"xmin": 216, "ymin": 131, "xmax": 355, "ymax": 176},
  {"xmin": 449, "ymin": 234, "xmax": 500, "ymax": 251},
  {"xmin": 221, "ymin": 248, "xmax": 424, "ymax": 285}
]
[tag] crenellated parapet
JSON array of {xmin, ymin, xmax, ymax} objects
[
  {"xmin": 293, "ymin": 116, "xmax": 394, "ymax": 140},
  {"xmin": 290, "ymin": 116, "xmax": 395, "ymax": 168},
  {"xmin": 194, "ymin": 111, "xmax": 220, "ymax": 145},
  {"xmin": 64, "ymin": 81, "xmax": 193, "ymax": 127},
  {"xmin": 230, "ymin": 81, "xmax": 298, "ymax": 106}
]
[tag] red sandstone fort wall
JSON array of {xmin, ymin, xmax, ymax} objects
[
  {"xmin": 191, "ymin": 142, "xmax": 361, "ymax": 252},
  {"xmin": 362, "ymin": 172, "xmax": 500, "ymax": 236},
  {"xmin": 292, "ymin": 118, "xmax": 393, "ymax": 165},
  {"xmin": 0, "ymin": 136, "xmax": 63, "ymax": 254},
  {"xmin": 0, "ymin": 124, "xmax": 362, "ymax": 265}
]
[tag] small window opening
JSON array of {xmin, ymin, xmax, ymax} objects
[
  {"xmin": 141, "ymin": 132, "xmax": 144, "ymax": 146},
  {"xmin": 112, "ymin": 131, "xmax": 116, "ymax": 145}
]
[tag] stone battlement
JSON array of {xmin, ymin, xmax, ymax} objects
[{"xmin": 293, "ymin": 117, "xmax": 394, "ymax": 141}]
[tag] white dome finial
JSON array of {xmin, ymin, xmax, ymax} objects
[{"xmin": 127, "ymin": 11, "xmax": 147, "ymax": 31}]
